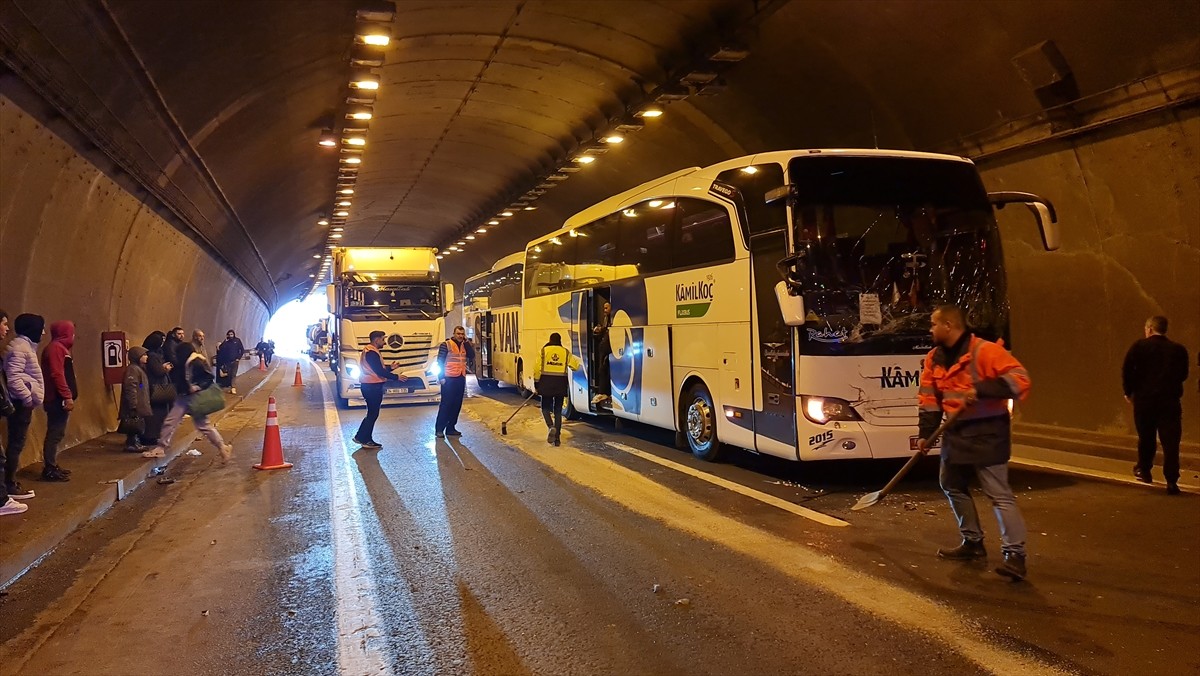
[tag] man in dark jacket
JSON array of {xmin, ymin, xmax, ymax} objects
[
  {"xmin": 40, "ymin": 320, "xmax": 77, "ymax": 482},
  {"xmin": 1123, "ymin": 315, "xmax": 1190, "ymax": 494},
  {"xmin": 216, "ymin": 330, "xmax": 245, "ymax": 394},
  {"xmin": 353, "ymin": 330, "xmax": 406, "ymax": 448},
  {"xmin": 435, "ymin": 326, "xmax": 475, "ymax": 438}
]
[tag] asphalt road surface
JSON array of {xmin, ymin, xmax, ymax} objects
[{"xmin": 1, "ymin": 362, "xmax": 1196, "ymax": 676}]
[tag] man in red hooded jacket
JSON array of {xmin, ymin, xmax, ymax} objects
[{"xmin": 40, "ymin": 320, "xmax": 77, "ymax": 482}]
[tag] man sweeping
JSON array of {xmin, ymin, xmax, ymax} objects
[{"xmin": 917, "ymin": 305, "xmax": 1032, "ymax": 581}]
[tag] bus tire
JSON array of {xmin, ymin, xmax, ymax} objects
[
  {"xmin": 563, "ymin": 397, "xmax": 579, "ymax": 421},
  {"xmin": 683, "ymin": 382, "xmax": 723, "ymax": 462},
  {"xmin": 516, "ymin": 362, "xmax": 530, "ymax": 397},
  {"xmin": 337, "ymin": 395, "xmax": 349, "ymax": 409}
]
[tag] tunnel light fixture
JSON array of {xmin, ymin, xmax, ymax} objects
[
  {"xmin": 346, "ymin": 106, "xmax": 374, "ymax": 121},
  {"xmin": 500, "ymin": 211, "xmax": 513, "ymax": 217},
  {"xmin": 476, "ymin": 228, "xmax": 487, "ymax": 234},
  {"xmin": 574, "ymin": 156, "xmax": 595, "ymax": 164},
  {"xmin": 740, "ymin": 166, "xmax": 759, "ymax": 175},
  {"xmin": 615, "ymin": 119, "xmax": 645, "ymax": 133},
  {"xmin": 456, "ymin": 240, "xmax": 466, "ymax": 246},
  {"xmin": 603, "ymin": 135, "xmax": 624, "ymax": 144},
  {"xmin": 350, "ymin": 71, "xmax": 380, "ymax": 90},
  {"xmin": 313, "ymin": 254, "xmax": 321, "ymax": 259},
  {"xmin": 344, "ymin": 136, "xmax": 367, "ymax": 146},
  {"xmin": 335, "ymin": 210, "xmax": 350, "ymax": 217},
  {"xmin": 355, "ymin": 23, "xmax": 392, "ymax": 46},
  {"xmin": 340, "ymin": 157, "xmax": 362, "ymax": 165},
  {"xmin": 488, "ymin": 220, "xmax": 500, "ymax": 225},
  {"xmin": 449, "ymin": 246, "xmax": 459, "ymax": 252},
  {"xmin": 337, "ymin": 200, "xmax": 352, "ymax": 207},
  {"xmin": 317, "ymin": 217, "xmax": 330, "ymax": 226},
  {"xmin": 465, "ymin": 235, "xmax": 475, "ymax": 240},
  {"xmin": 524, "ymin": 206, "xmax": 537, "ymax": 211},
  {"xmin": 318, "ymin": 129, "xmax": 337, "ymax": 147},
  {"xmin": 634, "ymin": 105, "xmax": 663, "ymax": 118},
  {"xmin": 330, "ymin": 233, "xmax": 343, "ymax": 239},
  {"xmin": 309, "ymin": 274, "xmax": 316, "ymax": 278},
  {"xmin": 332, "ymin": 227, "xmax": 345, "ymax": 232},
  {"xmin": 709, "ymin": 44, "xmax": 750, "ymax": 62},
  {"xmin": 338, "ymin": 188, "xmax": 354, "ymax": 195}
]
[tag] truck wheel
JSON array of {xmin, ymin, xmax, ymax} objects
[{"xmin": 683, "ymin": 382, "xmax": 723, "ymax": 461}]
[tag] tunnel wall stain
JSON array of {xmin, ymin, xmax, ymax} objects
[
  {"xmin": 0, "ymin": 95, "xmax": 269, "ymax": 469},
  {"xmin": 980, "ymin": 105, "xmax": 1199, "ymax": 443}
]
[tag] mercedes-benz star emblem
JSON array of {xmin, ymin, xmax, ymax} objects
[{"xmin": 386, "ymin": 333, "xmax": 404, "ymax": 349}]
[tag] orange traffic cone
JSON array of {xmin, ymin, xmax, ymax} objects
[
  {"xmin": 254, "ymin": 397, "xmax": 293, "ymax": 471},
  {"xmin": 292, "ymin": 363, "xmax": 304, "ymax": 387},
  {"xmin": 258, "ymin": 355, "xmax": 267, "ymax": 372}
]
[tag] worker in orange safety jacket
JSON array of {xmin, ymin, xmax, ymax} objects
[{"xmin": 917, "ymin": 304, "xmax": 1032, "ymax": 581}]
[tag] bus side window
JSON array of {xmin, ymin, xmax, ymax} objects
[
  {"xmin": 619, "ymin": 200, "xmax": 674, "ymax": 275},
  {"xmin": 673, "ymin": 198, "xmax": 735, "ymax": 269}
]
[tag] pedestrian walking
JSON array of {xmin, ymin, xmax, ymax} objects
[
  {"xmin": 143, "ymin": 341, "xmax": 232, "ymax": 462},
  {"xmin": 435, "ymin": 326, "xmax": 475, "ymax": 438},
  {"xmin": 141, "ymin": 331, "xmax": 174, "ymax": 445},
  {"xmin": 352, "ymin": 330, "xmax": 406, "ymax": 449},
  {"xmin": 917, "ymin": 305, "xmax": 1032, "ymax": 581},
  {"xmin": 119, "ymin": 346, "xmax": 153, "ymax": 452},
  {"xmin": 40, "ymin": 320, "xmax": 78, "ymax": 482},
  {"xmin": 216, "ymin": 329, "xmax": 245, "ymax": 394},
  {"xmin": 1123, "ymin": 315, "xmax": 1190, "ymax": 495},
  {"xmin": 0, "ymin": 309, "xmax": 29, "ymax": 516},
  {"xmin": 3, "ymin": 313, "xmax": 46, "ymax": 500},
  {"xmin": 533, "ymin": 332, "xmax": 581, "ymax": 446}
]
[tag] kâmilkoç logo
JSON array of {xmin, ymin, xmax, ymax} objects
[{"xmin": 676, "ymin": 275, "xmax": 715, "ymax": 318}]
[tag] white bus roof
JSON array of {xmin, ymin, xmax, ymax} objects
[
  {"xmin": 543, "ymin": 149, "xmax": 974, "ymax": 246},
  {"xmin": 464, "ymin": 251, "xmax": 525, "ymax": 286}
]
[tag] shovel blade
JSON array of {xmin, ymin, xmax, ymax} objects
[{"xmin": 851, "ymin": 490, "xmax": 882, "ymax": 512}]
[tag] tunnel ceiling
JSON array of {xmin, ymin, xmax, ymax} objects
[{"xmin": 1, "ymin": 0, "xmax": 1196, "ymax": 307}]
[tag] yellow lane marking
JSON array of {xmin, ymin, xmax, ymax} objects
[
  {"xmin": 512, "ymin": 437, "xmax": 1067, "ymax": 676},
  {"xmin": 314, "ymin": 366, "xmax": 395, "ymax": 676},
  {"xmin": 603, "ymin": 441, "xmax": 849, "ymax": 527}
]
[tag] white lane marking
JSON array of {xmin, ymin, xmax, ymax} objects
[
  {"xmin": 604, "ymin": 441, "xmax": 849, "ymax": 527},
  {"xmin": 314, "ymin": 367, "xmax": 394, "ymax": 676},
  {"xmin": 1010, "ymin": 456, "xmax": 1199, "ymax": 493},
  {"xmin": 518, "ymin": 442, "xmax": 1066, "ymax": 675}
]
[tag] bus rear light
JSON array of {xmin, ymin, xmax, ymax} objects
[{"xmin": 802, "ymin": 396, "xmax": 862, "ymax": 425}]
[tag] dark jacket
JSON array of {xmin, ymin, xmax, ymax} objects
[
  {"xmin": 120, "ymin": 347, "xmax": 153, "ymax": 419},
  {"xmin": 216, "ymin": 336, "xmax": 245, "ymax": 364},
  {"xmin": 180, "ymin": 345, "xmax": 215, "ymax": 392},
  {"xmin": 1122, "ymin": 335, "xmax": 1189, "ymax": 401},
  {"xmin": 41, "ymin": 320, "xmax": 78, "ymax": 410}
]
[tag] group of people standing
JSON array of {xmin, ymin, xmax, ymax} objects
[{"xmin": 1, "ymin": 316, "xmax": 254, "ymax": 518}]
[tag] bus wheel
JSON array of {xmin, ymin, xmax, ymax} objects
[
  {"xmin": 337, "ymin": 395, "xmax": 349, "ymax": 409},
  {"xmin": 684, "ymin": 383, "xmax": 722, "ymax": 461},
  {"xmin": 516, "ymin": 363, "xmax": 530, "ymax": 397},
  {"xmin": 563, "ymin": 397, "xmax": 579, "ymax": 421}
]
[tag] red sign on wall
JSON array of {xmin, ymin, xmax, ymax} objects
[{"xmin": 101, "ymin": 331, "xmax": 126, "ymax": 386}]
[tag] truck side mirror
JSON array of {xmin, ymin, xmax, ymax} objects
[
  {"xmin": 325, "ymin": 284, "xmax": 336, "ymax": 315},
  {"xmin": 775, "ymin": 282, "xmax": 806, "ymax": 327},
  {"xmin": 988, "ymin": 191, "xmax": 1060, "ymax": 251},
  {"xmin": 443, "ymin": 283, "xmax": 456, "ymax": 313}
]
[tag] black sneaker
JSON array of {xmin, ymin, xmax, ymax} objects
[
  {"xmin": 937, "ymin": 539, "xmax": 987, "ymax": 560},
  {"xmin": 1133, "ymin": 465, "xmax": 1153, "ymax": 484},
  {"xmin": 547, "ymin": 430, "xmax": 555, "ymax": 443},
  {"xmin": 1166, "ymin": 483, "xmax": 1181, "ymax": 495},
  {"xmin": 352, "ymin": 436, "xmax": 369, "ymax": 447},
  {"xmin": 445, "ymin": 429, "xmax": 462, "ymax": 437},
  {"xmin": 363, "ymin": 440, "xmax": 383, "ymax": 449},
  {"xmin": 995, "ymin": 553, "xmax": 1027, "ymax": 581},
  {"xmin": 56, "ymin": 465, "xmax": 72, "ymax": 476},
  {"xmin": 434, "ymin": 429, "xmax": 445, "ymax": 438},
  {"xmin": 6, "ymin": 483, "xmax": 35, "ymax": 500},
  {"xmin": 41, "ymin": 466, "xmax": 70, "ymax": 482},
  {"xmin": 553, "ymin": 435, "xmax": 561, "ymax": 447}
]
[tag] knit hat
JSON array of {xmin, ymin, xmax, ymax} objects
[{"xmin": 128, "ymin": 346, "xmax": 148, "ymax": 362}]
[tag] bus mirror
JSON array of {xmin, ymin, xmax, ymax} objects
[
  {"xmin": 443, "ymin": 283, "xmax": 456, "ymax": 313},
  {"xmin": 988, "ymin": 191, "xmax": 1060, "ymax": 251},
  {"xmin": 325, "ymin": 284, "xmax": 336, "ymax": 315},
  {"xmin": 774, "ymin": 282, "xmax": 806, "ymax": 327}
]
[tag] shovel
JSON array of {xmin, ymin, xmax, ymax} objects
[
  {"xmin": 501, "ymin": 391, "xmax": 538, "ymax": 435},
  {"xmin": 851, "ymin": 409, "xmax": 963, "ymax": 512}
]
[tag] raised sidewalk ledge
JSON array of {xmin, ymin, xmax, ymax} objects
[
  {"xmin": 1013, "ymin": 421, "xmax": 1200, "ymax": 470},
  {"xmin": 0, "ymin": 362, "xmax": 281, "ymax": 589}
]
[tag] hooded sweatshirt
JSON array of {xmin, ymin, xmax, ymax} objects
[
  {"xmin": 4, "ymin": 313, "xmax": 46, "ymax": 408},
  {"xmin": 121, "ymin": 346, "xmax": 152, "ymax": 418},
  {"xmin": 42, "ymin": 320, "xmax": 78, "ymax": 410}
]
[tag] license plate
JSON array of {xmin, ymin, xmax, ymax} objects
[{"xmin": 910, "ymin": 435, "xmax": 942, "ymax": 451}]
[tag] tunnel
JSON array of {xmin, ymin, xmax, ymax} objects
[{"xmin": 0, "ymin": 0, "xmax": 1196, "ymax": 471}]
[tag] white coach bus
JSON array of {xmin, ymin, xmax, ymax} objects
[
  {"xmin": 519, "ymin": 149, "xmax": 1057, "ymax": 461},
  {"xmin": 463, "ymin": 252, "xmax": 525, "ymax": 390}
]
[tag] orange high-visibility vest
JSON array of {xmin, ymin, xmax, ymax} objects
[
  {"xmin": 918, "ymin": 335, "xmax": 1030, "ymax": 420},
  {"xmin": 444, "ymin": 339, "xmax": 467, "ymax": 377},
  {"xmin": 359, "ymin": 344, "xmax": 387, "ymax": 384}
]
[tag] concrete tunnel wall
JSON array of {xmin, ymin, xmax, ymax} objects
[
  {"xmin": 0, "ymin": 94, "xmax": 269, "ymax": 470},
  {"xmin": 976, "ymin": 105, "xmax": 1199, "ymax": 443}
]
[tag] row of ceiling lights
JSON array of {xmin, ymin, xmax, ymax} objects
[
  {"xmin": 306, "ymin": 2, "xmax": 396, "ymax": 296},
  {"xmin": 436, "ymin": 39, "xmax": 748, "ymax": 259}
]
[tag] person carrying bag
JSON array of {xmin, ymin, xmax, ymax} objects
[
  {"xmin": 142, "ymin": 342, "xmax": 232, "ymax": 462},
  {"xmin": 118, "ymin": 346, "xmax": 154, "ymax": 451}
]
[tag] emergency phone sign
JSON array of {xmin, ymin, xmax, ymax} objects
[{"xmin": 101, "ymin": 331, "xmax": 127, "ymax": 386}]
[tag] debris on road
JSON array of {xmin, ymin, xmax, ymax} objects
[
  {"xmin": 924, "ymin": 508, "xmax": 937, "ymax": 516},
  {"xmin": 903, "ymin": 501, "xmax": 918, "ymax": 511},
  {"xmin": 201, "ymin": 610, "xmax": 209, "ymax": 616},
  {"xmin": 150, "ymin": 466, "xmax": 166, "ymax": 476},
  {"xmin": 674, "ymin": 598, "xmax": 690, "ymax": 607},
  {"xmin": 156, "ymin": 477, "xmax": 176, "ymax": 485},
  {"xmin": 652, "ymin": 584, "xmax": 662, "ymax": 594},
  {"xmin": 186, "ymin": 449, "xmax": 202, "ymax": 456}
]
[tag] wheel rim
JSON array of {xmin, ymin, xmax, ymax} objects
[{"xmin": 686, "ymin": 397, "xmax": 713, "ymax": 448}]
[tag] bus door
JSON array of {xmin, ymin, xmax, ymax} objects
[
  {"xmin": 750, "ymin": 228, "xmax": 798, "ymax": 457},
  {"xmin": 477, "ymin": 311, "xmax": 494, "ymax": 380},
  {"xmin": 575, "ymin": 286, "xmax": 610, "ymax": 414}
]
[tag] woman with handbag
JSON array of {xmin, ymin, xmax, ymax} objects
[
  {"xmin": 119, "ymin": 347, "xmax": 153, "ymax": 452},
  {"xmin": 142, "ymin": 342, "xmax": 232, "ymax": 462},
  {"xmin": 141, "ymin": 332, "xmax": 174, "ymax": 445}
]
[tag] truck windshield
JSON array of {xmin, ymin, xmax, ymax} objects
[
  {"xmin": 787, "ymin": 156, "xmax": 1007, "ymax": 356},
  {"xmin": 344, "ymin": 282, "xmax": 442, "ymax": 319}
]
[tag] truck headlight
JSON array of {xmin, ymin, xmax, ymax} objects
[
  {"xmin": 345, "ymin": 360, "xmax": 360, "ymax": 379},
  {"xmin": 801, "ymin": 396, "xmax": 862, "ymax": 424},
  {"xmin": 426, "ymin": 363, "xmax": 441, "ymax": 379}
]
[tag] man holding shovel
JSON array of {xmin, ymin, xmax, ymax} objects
[{"xmin": 918, "ymin": 305, "xmax": 1032, "ymax": 581}]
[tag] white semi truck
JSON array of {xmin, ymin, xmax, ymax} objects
[{"xmin": 326, "ymin": 247, "xmax": 455, "ymax": 407}]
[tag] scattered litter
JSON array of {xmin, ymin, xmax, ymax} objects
[
  {"xmin": 924, "ymin": 509, "xmax": 937, "ymax": 516},
  {"xmin": 201, "ymin": 610, "xmax": 209, "ymax": 617},
  {"xmin": 186, "ymin": 449, "xmax": 202, "ymax": 457},
  {"xmin": 652, "ymin": 584, "xmax": 662, "ymax": 594},
  {"xmin": 1041, "ymin": 532, "xmax": 1048, "ymax": 536},
  {"xmin": 156, "ymin": 477, "xmax": 176, "ymax": 485},
  {"xmin": 903, "ymin": 502, "xmax": 918, "ymax": 511},
  {"xmin": 878, "ymin": 563, "xmax": 887, "ymax": 567},
  {"xmin": 210, "ymin": 540, "xmax": 217, "ymax": 545},
  {"xmin": 286, "ymin": 609, "xmax": 297, "ymax": 617},
  {"xmin": 674, "ymin": 598, "xmax": 690, "ymax": 607},
  {"xmin": 150, "ymin": 467, "xmax": 166, "ymax": 476}
]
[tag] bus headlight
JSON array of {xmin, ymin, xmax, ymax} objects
[{"xmin": 802, "ymin": 396, "xmax": 862, "ymax": 424}]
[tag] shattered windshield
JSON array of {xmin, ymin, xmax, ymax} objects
[
  {"xmin": 344, "ymin": 282, "xmax": 441, "ymax": 320},
  {"xmin": 788, "ymin": 156, "xmax": 1007, "ymax": 356}
]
